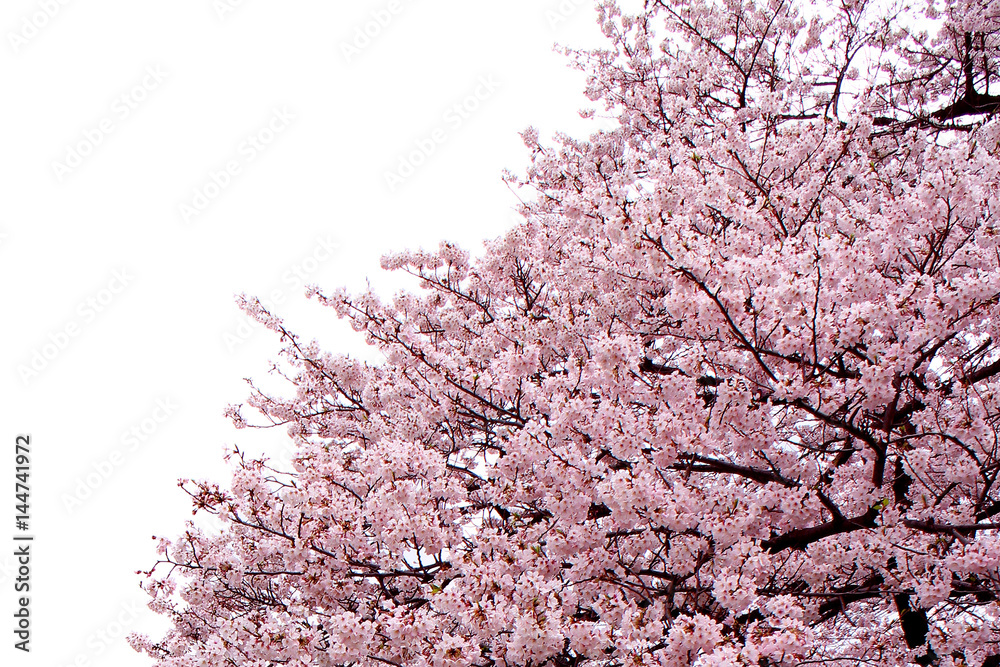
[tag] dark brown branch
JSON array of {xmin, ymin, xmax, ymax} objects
[
  {"xmin": 903, "ymin": 519, "xmax": 1000, "ymax": 534},
  {"xmin": 762, "ymin": 506, "xmax": 878, "ymax": 553}
]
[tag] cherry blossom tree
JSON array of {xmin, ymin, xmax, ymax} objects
[{"xmin": 133, "ymin": 1, "xmax": 1000, "ymax": 665}]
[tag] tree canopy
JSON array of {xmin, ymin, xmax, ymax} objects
[{"xmin": 133, "ymin": 1, "xmax": 1000, "ymax": 665}]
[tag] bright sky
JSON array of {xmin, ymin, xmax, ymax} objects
[{"xmin": 0, "ymin": 1, "xmax": 607, "ymax": 665}]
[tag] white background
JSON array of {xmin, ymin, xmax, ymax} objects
[{"xmin": 0, "ymin": 1, "xmax": 607, "ymax": 665}]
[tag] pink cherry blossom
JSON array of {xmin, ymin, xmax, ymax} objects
[{"xmin": 134, "ymin": 1, "xmax": 1000, "ymax": 666}]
